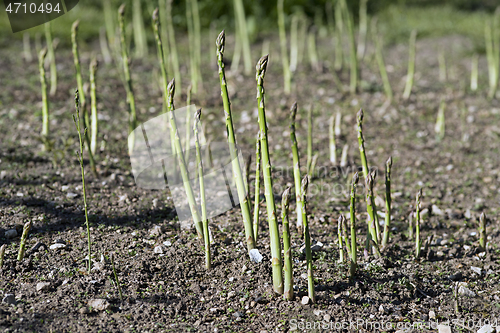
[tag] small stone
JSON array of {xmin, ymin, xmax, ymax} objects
[
  {"xmin": 229, "ymin": 277, "xmax": 235, "ymax": 282},
  {"xmin": 448, "ymin": 272, "xmax": 462, "ymax": 281},
  {"xmin": 79, "ymin": 307, "xmax": 90, "ymax": 314},
  {"xmin": 150, "ymin": 225, "xmax": 163, "ymax": 237},
  {"xmin": 2, "ymin": 294, "xmax": 16, "ymax": 305},
  {"xmin": 432, "ymin": 205, "xmax": 444, "ymax": 216},
  {"xmin": 429, "ymin": 310, "xmax": 436, "ymax": 319},
  {"xmin": 233, "ymin": 311, "xmax": 243, "ymax": 318},
  {"xmin": 438, "ymin": 325, "xmax": 452, "ymax": 333},
  {"xmin": 163, "ymin": 240, "xmax": 172, "ymax": 247},
  {"xmin": 36, "ymin": 282, "xmax": 51, "ymax": 292},
  {"xmin": 250, "ymin": 301, "xmax": 256, "ymax": 308},
  {"xmin": 458, "ymin": 282, "xmax": 476, "ymax": 297},
  {"xmin": 464, "ymin": 245, "xmax": 471, "ymax": 251},
  {"xmin": 471, "ymin": 266, "xmax": 482, "ymax": 275},
  {"xmin": 210, "ymin": 307, "xmax": 218, "ymax": 313},
  {"xmin": 152, "ymin": 198, "xmax": 159, "ymax": 208},
  {"xmin": 301, "ymin": 296, "xmax": 310, "ymax": 305},
  {"xmin": 379, "ymin": 304, "xmax": 386, "ymax": 314},
  {"xmin": 464, "ymin": 209, "xmax": 472, "ymax": 219},
  {"xmin": 227, "ymin": 291, "xmax": 236, "ymax": 299},
  {"xmin": 477, "ymin": 325, "xmax": 495, "ymax": 333},
  {"xmin": 323, "ymin": 314, "xmax": 331, "ymax": 322},
  {"xmin": 249, "ymin": 249, "xmax": 263, "ymax": 263},
  {"xmin": 88, "ymin": 299, "xmax": 110, "ymax": 311},
  {"xmin": 49, "ymin": 243, "xmax": 66, "ymax": 250},
  {"xmin": 301, "ymin": 273, "xmax": 307, "ymax": 280},
  {"xmin": 66, "ymin": 192, "xmax": 78, "ymax": 199},
  {"xmin": 154, "ymin": 246, "xmax": 163, "ymax": 254},
  {"xmin": 241, "ymin": 265, "xmax": 248, "ymax": 273},
  {"xmin": 313, "ymin": 309, "xmax": 321, "ymax": 316},
  {"xmin": 5, "ymin": 229, "xmax": 17, "ymax": 238},
  {"xmin": 61, "ymin": 185, "xmax": 70, "ymax": 191}
]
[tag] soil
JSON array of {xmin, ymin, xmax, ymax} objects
[{"xmin": 1, "ymin": 31, "xmax": 500, "ymax": 333}]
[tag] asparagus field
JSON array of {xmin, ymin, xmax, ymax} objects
[{"xmin": 1, "ymin": 1, "xmax": 500, "ymax": 332}]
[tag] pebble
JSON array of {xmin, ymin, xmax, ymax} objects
[
  {"xmin": 5, "ymin": 229, "xmax": 17, "ymax": 238},
  {"xmin": 49, "ymin": 243, "xmax": 66, "ymax": 250},
  {"xmin": 464, "ymin": 209, "xmax": 472, "ymax": 219},
  {"xmin": 36, "ymin": 282, "xmax": 51, "ymax": 292},
  {"xmin": 210, "ymin": 307, "xmax": 218, "ymax": 313},
  {"xmin": 429, "ymin": 310, "xmax": 436, "ymax": 319},
  {"xmin": 2, "ymin": 294, "xmax": 16, "ymax": 305},
  {"xmin": 477, "ymin": 325, "xmax": 495, "ymax": 333},
  {"xmin": 471, "ymin": 266, "xmax": 482, "ymax": 275},
  {"xmin": 313, "ymin": 309, "xmax": 321, "ymax": 316},
  {"xmin": 301, "ymin": 296, "xmax": 310, "ymax": 305},
  {"xmin": 88, "ymin": 299, "xmax": 110, "ymax": 311},
  {"xmin": 323, "ymin": 314, "xmax": 331, "ymax": 322},
  {"xmin": 149, "ymin": 225, "xmax": 163, "ymax": 237},
  {"xmin": 458, "ymin": 282, "xmax": 476, "ymax": 297},
  {"xmin": 301, "ymin": 273, "xmax": 307, "ymax": 280},
  {"xmin": 438, "ymin": 325, "xmax": 452, "ymax": 333},
  {"xmin": 163, "ymin": 240, "xmax": 172, "ymax": 246},
  {"xmin": 241, "ymin": 265, "xmax": 248, "ymax": 273},
  {"xmin": 61, "ymin": 185, "xmax": 70, "ymax": 191},
  {"xmin": 227, "ymin": 291, "xmax": 236, "ymax": 299},
  {"xmin": 154, "ymin": 246, "xmax": 163, "ymax": 254},
  {"xmin": 66, "ymin": 192, "xmax": 78, "ymax": 199},
  {"xmin": 249, "ymin": 249, "xmax": 263, "ymax": 263},
  {"xmin": 379, "ymin": 304, "xmax": 387, "ymax": 314}
]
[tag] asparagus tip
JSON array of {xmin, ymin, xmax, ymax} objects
[
  {"xmin": 352, "ymin": 172, "xmax": 359, "ymax": 185},
  {"xmin": 416, "ymin": 188, "xmax": 422, "ymax": 201},
  {"xmin": 72, "ymin": 20, "xmax": 79, "ymax": 31},
  {"xmin": 195, "ymin": 108, "xmax": 202, "ymax": 121},
  {"xmin": 152, "ymin": 8, "xmax": 159, "ymax": 23},
  {"xmin": 386, "ymin": 156, "xmax": 393, "ymax": 168},
  {"xmin": 39, "ymin": 47, "xmax": 47, "ymax": 58},
  {"xmin": 365, "ymin": 173, "xmax": 373, "ymax": 189},
  {"xmin": 357, "ymin": 109, "xmax": 364, "ymax": 124},
  {"xmin": 282, "ymin": 187, "xmax": 291, "ymax": 206},
  {"xmin": 480, "ymin": 212, "xmax": 485, "ymax": 223},
  {"xmin": 301, "ymin": 175, "xmax": 309, "ymax": 192},
  {"xmin": 118, "ymin": 4, "xmax": 125, "ymax": 16},
  {"xmin": 167, "ymin": 78, "xmax": 175, "ymax": 95},
  {"xmin": 216, "ymin": 30, "xmax": 225, "ymax": 51},
  {"xmin": 256, "ymin": 55, "xmax": 269, "ymax": 76}
]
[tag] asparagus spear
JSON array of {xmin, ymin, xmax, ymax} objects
[
  {"xmin": 403, "ymin": 30, "xmax": 417, "ymax": 100},
  {"xmin": 17, "ymin": 221, "xmax": 32, "ymax": 261},
  {"xmin": 256, "ymin": 54, "xmax": 283, "ymax": 294},
  {"xmin": 415, "ymin": 189, "xmax": 422, "ymax": 259},
  {"xmin": 216, "ymin": 31, "xmax": 256, "ymax": 252},
  {"xmin": 253, "ymin": 133, "xmax": 261, "ymax": 242},
  {"xmin": 282, "ymin": 187, "xmax": 294, "ymax": 301},
  {"xmin": 194, "ymin": 109, "xmax": 211, "ymax": 269},
  {"xmin": 301, "ymin": 176, "xmax": 315, "ymax": 302},
  {"xmin": 382, "ymin": 156, "xmax": 392, "ymax": 247},
  {"xmin": 290, "ymin": 102, "xmax": 304, "ymax": 235},
  {"xmin": 478, "ymin": 212, "xmax": 486, "ymax": 251}
]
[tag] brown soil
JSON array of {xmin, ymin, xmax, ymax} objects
[{"xmin": 1, "ymin": 33, "xmax": 500, "ymax": 333}]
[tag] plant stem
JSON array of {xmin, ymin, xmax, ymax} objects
[
  {"xmin": 282, "ymin": 187, "xmax": 294, "ymax": 301},
  {"xmin": 334, "ymin": 0, "xmax": 344, "ymax": 71},
  {"xmin": 341, "ymin": 213, "xmax": 351, "ymax": 258},
  {"xmin": 340, "ymin": 144, "xmax": 348, "ymax": 168},
  {"xmin": 415, "ymin": 189, "xmax": 422, "ymax": 259},
  {"xmin": 290, "ymin": 13, "xmax": 299, "ymax": 72},
  {"xmin": 118, "ymin": 4, "xmax": 138, "ymax": 155},
  {"xmin": 357, "ymin": 0, "xmax": 368, "ymax": 61},
  {"xmin": 194, "ymin": 109, "xmax": 211, "ymax": 269},
  {"xmin": 370, "ymin": 170, "xmax": 381, "ymax": 243},
  {"xmin": 186, "ymin": 0, "xmax": 198, "ymax": 93},
  {"xmin": 382, "ymin": 156, "xmax": 392, "ymax": 248},
  {"xmin": 99, "ymin": 28, "xmax": 112, "ymax": 65},
  {"xmin": 90, "ymin": 56, "xmax": 98, "ymax": 156},
  {"xmin": 307, "ymin": 27, "xmax": 320, "ymax": 73},
  {"xmin": 435, "ymin": 99, "xmax": 445, "ymax": 142},
  {"xmin": 0, "ymin": 244, "xmax": 5, "ymax": 268},
  {"xmin": 44, "ymin": 22, "xmax": 57, "ymax": 96},
  {"xmin": 191, "ymin": 0, "xmax": 202, "ymax": 90},
  {"xmin": 73, "ymin": 90, "xmax": 92, "ymax": 273},
  {"xmin": 103, "ymin": 0, "xmax": 116, "ymax": 55},
  {"xmin": 408, "ymin": 211, "xmax": 414, "ymax": 240},
  {"xmin": 166, "ymin": 79, "xmax": 204, "ymax": 238},
  {"xmin": 38, "ymin": 48, "xmax": 49, "ymax": 151},
  {"xmin": 132, "ymin": 0, "xmax": 147, "ymax": 57},
  {"xmin": 343, "ymin": 3, "xmax": 357, "ymax": 94},
  {"xmin": 289, "ymin": 102, "xmax": 303, "ymax": 235},
  {"xmin": 478, "ymin": 212, "xmax": 486, "ymax": 251},
  {"xmin": 17, "ymin": 221, "xmax": 32, "ymax": 261},
  {"xmin": 277, "ymin": 0, "xmax": 291, "ymax": 94},
  {"xmin": 365, "ymin": 174, "xmax": 380, "ymax": 257},
  {"xmin": 403, "ymin": 30, "xmax": 417, "ymax": 100},
  {"xmin": 253, "ymin": 133, "xmax": 261, "ymax": 242},
  {"xmin": 356, "ymin": 109, "xmax": 369, "ymax": 181},
  {"xmin": 110, "ymin": 253, "xmax": 123, "ymax": 301},
  {"xmin": 185, "ymin": 84, "xmax": 193, "ymax": 164},
  {"xmin": 372, "ymin": 18, "xmax": 393, "ymax": 102},
  {"xmin": 301, "ymin": 176, "xmax": 315, "ymax": 302},
  {"xmin": 233, "ymin": 0, "xmax": 252, "ymax": 75},
  {"xmin": 166, "ymin": 0, "xmax": 181, "ymax": 87},
  {"xmin": 329, "ymin": 116, "xmax": 336, "ymax": 164},
  {"xmin": 470, "ymin": 54, "xmax": 478, "ymax": 92},
  {"xmin": 306, "ymin": 104, "xmax": 313, "ymax": 174},
  {"xmin": 256, "ymin": 55, "xmax": 283, "ymax": 294},
  {"xmin": 338, "ymin": 215, "xmax": 344, "ymax": 262},
  {"xmin": 216, "ymin": 31, "xmax": 255, "ymax": 252}
]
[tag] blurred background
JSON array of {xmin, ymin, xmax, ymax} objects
[{"xmin": 0, "ymin": 0, "xmax": 498, "ymax": 47}]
